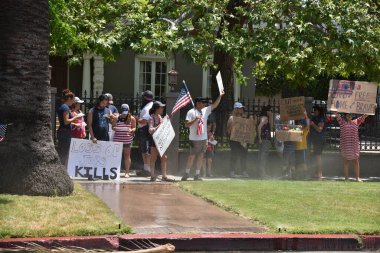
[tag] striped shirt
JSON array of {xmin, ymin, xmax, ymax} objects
[
  {"xmin": 337, "ymin": 116, "xmax": 365, "ymax": 160},
  {"xmin": 113, "ymin": 118, "xmax": 134, "ymax": 145}
]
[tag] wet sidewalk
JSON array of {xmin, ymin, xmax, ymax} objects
[{"xmin": 82, "ymin": 183, "xmax": 265, "ymax": 234}]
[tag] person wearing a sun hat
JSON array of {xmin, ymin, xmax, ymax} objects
[
  {"xmin": 226, "ymin": 101, "xmax": 251, "ymax": 178},
  {"xmin": 70, "ymin": 97, "xmax": 86, "ymax": 139},
  {"xmin": 181, "ymin": 91, "xmax": 224, "ymax": 181},
  {"xmin": 137, "ymin": 90, "xmax": 155, "ymax": 175},
  {"xmin": 112, "ymin": 104, "xmax": 136, "ymax": 178}
]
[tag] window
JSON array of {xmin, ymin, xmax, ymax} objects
[{"xmin": 137, "ymin": 59, "xmax": 168, "ymax": 97}]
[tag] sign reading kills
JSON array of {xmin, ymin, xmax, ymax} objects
[
  {"xmin": 68, "ymin": 139, "xmax": 123, "ymax": 180},
  {"xmin": 280, "ymin": 96, "xmax": 305, "ymax": 121},
  {"xmin": 152, "ymin": 116, "xmax": 175, "ymax": 157},
  {"xmin": 230, "ymin": 117, "xmax": 257, "ymax": 144},
  {"xmin": 327, "ymin": 80, "xmax": 378, "ymax": 115}
]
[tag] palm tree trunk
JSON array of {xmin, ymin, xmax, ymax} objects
[{"xmin": 0, "ymin": 0, "xmax": 73, "ymax": 196}]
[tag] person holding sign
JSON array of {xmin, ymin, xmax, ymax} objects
[
  {"xmin": 181, "ymin": 92, "xmax": 224, "ymax": 181},
  {"xmin": 112, "ymin": 104, "xmax": 136, "ymax": 178},
  {"xmin": 332, "ymin": 111, "xmax": 369, "ymax": 182},
  {"xmin": 88, "ymin": 94, "xmax": 112, "ymax": 143},
  {"xmin": 226, "ymin": 102, "xmax": 250, "ymax": 178},
  {"xmin": 148, "ymin": 101, "xmax": 175, "ymax": 182}
]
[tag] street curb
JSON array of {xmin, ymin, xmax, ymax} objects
[
  {"xmin": 0, "ymin": 235, "xmax": 119, "ymax": 250},
  {"xmin": 0, "ymin": 234, "xmax": 379, "ymax": 251}
]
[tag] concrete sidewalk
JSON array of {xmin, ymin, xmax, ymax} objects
[{"xmin": 81, "ymin": 183, "xmax": 266, "ymax": 234}]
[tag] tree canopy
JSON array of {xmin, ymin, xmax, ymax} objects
[{"xmin": 50, "ymin": 0, "xmax": 380, "ymax": 96}]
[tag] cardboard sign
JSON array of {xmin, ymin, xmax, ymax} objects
[
  {"xmin": 216, "ymin": 71, "xmax": 224, "ymax": 95},
  {"xmin": 327, "ymin": 80, "xmax": 378, "ymax": 115},
  {"xmin": 153, "ymin": 116, "xmax": 175, "ymax": 157},
  {"xmin": 68, "ymin": 139, "xmax": 123, "ymax": 180},
  {"xmin": 230, "ymin": 117, "xmax": 257, "ymax": 144},
  {"xmin": 280, "ymin": 96, "xmax": 305, "ymax": 121}
]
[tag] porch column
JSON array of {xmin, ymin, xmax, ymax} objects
[
  {"xmin": 82, "ymin": 52, "xmax": 92, "ymax": 96},
  {"xmin": 93, "ymin": 55, "xmax": 104, "ymax": 95}
]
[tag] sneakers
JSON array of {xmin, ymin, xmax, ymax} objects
[
  {"xmin": 181, "ymin": 173, "xmax": 189, "ymax": 181},
  {"xmin": 193, "ymin": 174, "xmax": 203, "ymax": 181}
]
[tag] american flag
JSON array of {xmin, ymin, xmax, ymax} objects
[
  {"xmin": 171, "ymin": 82, "xmax": 193, "ymax": 115},
  {"xmin": 197, "ymin": 116, "xmax": 204, "ymax": 135},
  {"xmin": 0, "ymin": 124, "xmax": 7, "ymax": 142}
]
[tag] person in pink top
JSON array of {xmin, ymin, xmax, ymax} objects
[
  {"xmin": 70, "ymin": 97, "xmax": 86, "ymax": 139},
  {"xmin": 332, "ymin": 111, "xmax": 369, "ymax": 182},
  {"xmin": 148, "ymin": 101, "xmax": 174, "ymax": 182},
  {"xmin": 112, "ymin": 104, "xmax": 136, "ymax": 178}
]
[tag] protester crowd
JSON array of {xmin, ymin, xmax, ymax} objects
[{"xmin": 56, "ymin": 88, "xmax": 371, "ymax": 182}]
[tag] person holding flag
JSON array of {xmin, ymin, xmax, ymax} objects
[{"xmin": 180, "ymin": 91, "xmax": 224, "ymax": 181}]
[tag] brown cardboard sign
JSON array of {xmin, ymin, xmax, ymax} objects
[
  {"xmin": 280, "ymin": 96, "xmax": 305, "ymax": 121},
  {"xmin": 327, "ymin": 80, "xmax": 378, "ymax": 115},
  {"xmin": 230, "ymin": 117, "xmax": 257, "ymax": 144}
]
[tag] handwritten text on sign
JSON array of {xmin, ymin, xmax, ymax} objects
[
  {"xmin": 68, "ymin": 139, "xmax": 123, "ymax": 180},
  {"xmin": 280, "ymin": 96, "xmax": 305, "ymax": 121},
  {"xmin": 153, "ymin": 116, "xmax": 175, "ymax": 157},
  {"xmin": 327, "ymin": 80, "xmax": 378, "ymax": 115},
  {"xmin": 230, "ymin": 117, "xmax": 257, "ymax": 144}
]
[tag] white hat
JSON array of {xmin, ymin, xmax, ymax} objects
[
  {"xmin": 121, "ymin": 104, "xmax": 129, "ymax": 115},
  {"xmin": 73, "ymin": 97, "xmax": 84, "ymax": 103},
  {"xmin": 234, "ymin": 102, "xmax": 244, "ymax": 109}
]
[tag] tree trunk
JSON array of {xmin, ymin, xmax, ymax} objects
[
  {"xmin": 0, "ymin": 0, "xmax": 73, "ymax": 196},
  {"xmin": 211, "ymin": 0, "xmax": 247, "ymax": 102},
  {"xmin": 211, "ymin": 51, "xmax": 235, "ymax": 101}
]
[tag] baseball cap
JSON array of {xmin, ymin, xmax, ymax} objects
[
  {"xmin": 234, "ymin": 102, "xmax": 244, "ymax": 109},
  {"xmin": 121, "ymin": 104, "xmax": 129, "ymax": 115},
  {"xmin": 194, "ymin": 97, "xmax": 208, "ymax": 103},
  {"xmin": 73, "ymin": 97, "xmax": 84, "ymax": 104},
  {"xmin": 143, "ymin": 90, "xmax": 154, "ymax": 101},
  {"xmin": 153, "ymin": 101, "xmax": 166, "ymax": 107}
]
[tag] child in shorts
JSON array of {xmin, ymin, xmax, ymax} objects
[{"xmin": 203, "ymin": 122, "xmax": 216, "ymax": 177}]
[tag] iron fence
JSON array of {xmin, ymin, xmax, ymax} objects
[
  {"xmin": 56, "ymin": 90, "xmax": 380, "ymax": 151},
  {"xmin": 179, "ymin": 97, "xmax": 380, "ymax": 151}
]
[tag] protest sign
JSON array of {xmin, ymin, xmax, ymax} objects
[
  {"xmin": 280, "ymin": 96, "xmax": 305, "ymax": 121},
  {"xmin": 68, "ymin": 139, "xmax": 123, "ymax": 180},
  {"xmin": 327, "ymin": 80, "xmax": 378, "ymax": 115},
  {"xmin": 230, "ymin": 117, "xmax": 257, "ymax": 144},
  {"xmin": 153, "ymin": 115, "xmax": 175, "ymax": 157},
  {"xmin": 216, "ymin": 71, "xmax": 224, "ymax": 95}
]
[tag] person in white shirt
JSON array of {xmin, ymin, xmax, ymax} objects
[
  {"xmin": 137, "ymin": 90, "xmax": 154, "ymax": 175},
  {"xmin": 181, "ymin": 92, "xmax": 224, "ymax": 181}
]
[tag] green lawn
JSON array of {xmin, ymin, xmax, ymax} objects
[
  {"xmin": 0, "ymin": 183, "xmax": 131, "ymax": 238},
  {"xmin": 180, "ymin": 180, "xmax": 380, "ymax": 234}
]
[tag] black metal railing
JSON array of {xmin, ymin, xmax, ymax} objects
[
  {"xmin": 55, "ymin": 90, "xmax": 380, "ymax": 151},
  {"xmin": 179, "ymin": 97, "xmax": 380, "ymax": 151}
]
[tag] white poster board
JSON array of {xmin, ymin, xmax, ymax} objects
[
  {"xmin": 68, "ymin": 139, "xmax": 123, "ymax": 180},
  {"xmin": 216, "ymin": 71, "xmax": 224, "ymax": 95},
  {"xmin": 152, "ymin": 116, "xmax": 175, "ymax": 157},
  {"xmin": 327, "ymin": 80, "xmax": 378, "ymax": 115}
]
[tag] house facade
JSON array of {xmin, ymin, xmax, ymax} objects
[{"xmin": 50, "ymin": 50, "xmax": 256, "ymax": 100}]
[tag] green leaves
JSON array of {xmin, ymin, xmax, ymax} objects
[{"xmin": 50, "ymin": 0, "xmax": 380, "ymax": 91}]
